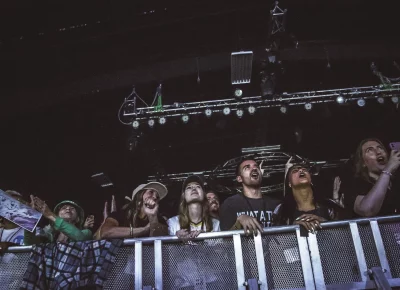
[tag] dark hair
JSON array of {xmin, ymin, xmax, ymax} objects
[
  {"xmin": 123, "ymin": 191, "xmax": 146, "ymax": 227},
  {"xmin": 278, "ymin": 166, "xmax": 322, "ymax": 225},
  {"xmin": 354, "ymin": 138, "xmax": 386, "ymax": 182},
  {"xmin": 235, "ymin": 158, "xmax": 257, "ymax": 176}
]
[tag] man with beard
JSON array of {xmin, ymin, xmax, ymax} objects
[
  {"xmin": 206, "ymin": 190, "xmax": 220, "ymax": 219},
  {"xmin": 220, "ymin": 159, "xmax": 281, "ymax": 233},
  {"xmin": 345, "ymin": 138, "xmax": 400, "ymax": 217},
  {"xmin": 168, "ymin": 175, "xmax": 220, "ymax": 238}
]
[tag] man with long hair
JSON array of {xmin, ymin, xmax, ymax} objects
[
  {"xmin": 219, "ymin": 158, "xmax": 280, "ymax": 233},
  {"xmin": 167, "ymin": 175, "xmax": 220, "ymax": 239},
  {"xmin": 99, "ymin": 182, "xmax": 168, "ymax": 239},
  {"xmin": 345, "ymin": 138, "xmax": 400, "ymax": 217}
]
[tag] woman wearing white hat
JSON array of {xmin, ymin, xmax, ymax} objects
[{"xmin": 98, "ymin": 182, "xmax": 169, "ymax": 239}]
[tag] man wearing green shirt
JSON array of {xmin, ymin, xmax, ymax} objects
[{"xmin": 25, "ymin": 197, "xmax": 93, "ymax": 245}]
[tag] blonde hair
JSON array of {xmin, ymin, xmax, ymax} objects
[{"xmin": 178, "ymin": 190, "xmax": 213, "ymax": 232}]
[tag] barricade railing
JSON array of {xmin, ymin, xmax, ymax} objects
[{"xmin": 1, "ymin": 215, "xmax": 400, "ymax": 290}]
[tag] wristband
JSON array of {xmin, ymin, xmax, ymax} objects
[{"xmin": 382, "ymin": 170, "xmax": 392, "ymax": 177}]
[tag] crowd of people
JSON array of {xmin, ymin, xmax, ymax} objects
[{"xmin": 1, "ymin": 138, "xmax": 399, "ymax": 253}]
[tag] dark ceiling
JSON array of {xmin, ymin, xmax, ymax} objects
[{"xmin": 0, "ymin": 0, "xmax": 399, "ymax": 219}]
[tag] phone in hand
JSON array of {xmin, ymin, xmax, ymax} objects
[{"xmin": 389, "ymin": 142, "xmax": 400, "ymax": 151}]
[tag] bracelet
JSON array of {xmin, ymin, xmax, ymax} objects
[{"xmin": 382, "ymin": 170, "xmax": 392, "ymax": 177}]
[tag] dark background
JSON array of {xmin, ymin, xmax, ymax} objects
[{"xmin": 0, "ymin": 0, "xmax": 399, "ymax": 222}]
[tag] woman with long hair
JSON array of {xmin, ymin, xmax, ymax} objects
[
  {"xmin": 168, "ymin": 175, "xmax": 219, "ymax": 239},
  {"xmin": 276, "ymin": 162, "xmax": 335, "ymax": 233},
  {"xmin": 344, "ymin": 138, "xmax": 400, "ymax": 217},
  {"xmin": 98, "ymin": 182, "xmax": 169, "ymax": 239}
]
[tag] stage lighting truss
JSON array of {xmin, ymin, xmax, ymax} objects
[
  {"xmin": 147, "ymin": 145, "xmax": 348, "ymax": 192},
  {"xmin": 269, "ymin": 1, "xmax": 287, "ymax": 37},
  {"xmin": 120, "ymin": 84, "xmax": 400, "ymax": 126}
]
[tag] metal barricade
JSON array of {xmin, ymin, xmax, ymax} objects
[{"xmin": 2, "ymin": 215, "xmax": 400, "ymax": 289}]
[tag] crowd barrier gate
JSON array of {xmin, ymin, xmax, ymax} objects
[{"xmin": 1, "ymin": 215, "xmax": 400, "ymax": 290}]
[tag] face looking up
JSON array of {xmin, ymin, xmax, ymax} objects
[
  {"xmin": 289, "ymin": 166, "xmax": 312, "ymax": 189},
  {"xmin": 184, "ymin": 182, "xmax": 204, "ymax": 204},
  {"xmin": 58, "ymin": 204, "xmax": 78, "ymax": 223},
  {"xmin": 236, "ymin": 160, "xmax": 262, "ymax": 187},
  {"xmin": 361, "ymin": 140, "xmax": 388, "ymax": 175}
]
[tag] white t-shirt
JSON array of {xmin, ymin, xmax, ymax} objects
[
  {"xmin": 0, "ymin": 227, "xmax": 25, "ymax": 245},
  {"xmin": 167, "ymin": 216, "xmax": 220, "ymax": 235}
]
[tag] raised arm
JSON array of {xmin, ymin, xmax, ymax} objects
[{"xmin": 354, "ymin": 150, "xmax": 400, "ymax": 216}]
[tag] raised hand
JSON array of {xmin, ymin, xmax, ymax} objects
[
  {"xmin": 31, "ymin": 195, "xmax": 55, "ymax": 221},
  {"xmin": 384, "ymin": 150, "xmax": 400, "ymax": 174},
  {"xmin": 103, "ymin": 195, "xmax": 117, "ymax": 222},
  {"xmin": 143, "ymin": 197, "xmax": 159, "ymax": 219},
  {"xmin": 84, "ymin": 215, "xmax": 95, "ymax": 229}
]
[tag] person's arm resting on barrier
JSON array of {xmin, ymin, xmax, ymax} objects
[
  {"xmin": 99, "ymin": 217, "xmax": 150, "ymax": 239},
  {"xmin": 53, "ymin": 217, "xmax": 92, "ymax": 241}
]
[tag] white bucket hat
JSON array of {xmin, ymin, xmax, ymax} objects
[{"xmin": 125, "ymin": 182, "xmax": 168, "ymax": 203}]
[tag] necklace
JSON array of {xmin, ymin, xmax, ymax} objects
[{"xmin": 241, "ymin": 195, "xmax": 268, "ymax": 227}]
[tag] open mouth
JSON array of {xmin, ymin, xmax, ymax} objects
[
  {"xmin": 377, "ymin": 156, "xmax": 386, "ymax": 164},
  {"xmin": 299, "ymin": 172, "xmax": 307, "ymax": 179},
  {"xmin": 251, "ymin": 170, "xmax": 259, "ymax": 179}
]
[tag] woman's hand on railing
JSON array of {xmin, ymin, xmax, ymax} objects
[{"xmin": 294, "ymin": 214, "xmax": 324, "ymax": 234}]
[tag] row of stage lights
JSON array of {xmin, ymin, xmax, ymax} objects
[
  {"xmin": 131, "ymin": 95, "xmax": 399, "ymax": 129},
  {"xmin": 132, "ymin": 105, "xmax": 257, "ymax": 129}
]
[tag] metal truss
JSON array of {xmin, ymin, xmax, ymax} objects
[
  {"xmin": 121, "ymin": 84, "xmax": 400, "ymax": 125},
  {"xmin": 147, "ymin": 145, "xmax": 348, "ymax": 194},
  {"xmin": 268, "ymin": 1, "xmax": 287, "ymax": 37}
]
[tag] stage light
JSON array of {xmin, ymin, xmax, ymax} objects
[
  {"xmin": 236, "ymin": 109, "xmax": 244, "ymax": 118},
  {"xmin": 148, "ymin": 119, "xmax": 155, "ymax": 128},
  {"xmin": 182, "ymin": 115, "xmax": 189, "ymax": 123},
  {"xmin": 377, "ymin": 97, "xmax": 385, "ymax": 104},
  {"xmin": 234, "ymin": 88, "xmax": 243, "ymax": 99},
  {"xmin": 132, "ymin": 120, "xmax": 139, "ymax": 129},
  {"xmin": 159, "ymin": 117, "xmax": 166, "ymax": 125},
  {"xmin": 391, "ymin": 96, "xmax": 399, "ymax": 104},
  {"xmin": 336, "ymin": 95, "xmax": 345, "ymax": 104},
  {"xmin": 248, "ymin": 106, "xmax": 256, "ymax": 115},
  {"xmin": 223, "ymin": 107, "xmax": 231, "ymax": 115},
  {"xmin": 205, "ymin": 108, "xmax": 213, "ymax": 118},
  {"xmin": 304, "ymin": 103, "xmax": 312, "ymax": 111},
  {"xmin": 280, "ymin": 105, "xmax": 287, "ymax": 114},
  {"xmin": 357, "ymin": 99, "xmax": 366, "ymax": 107}
]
